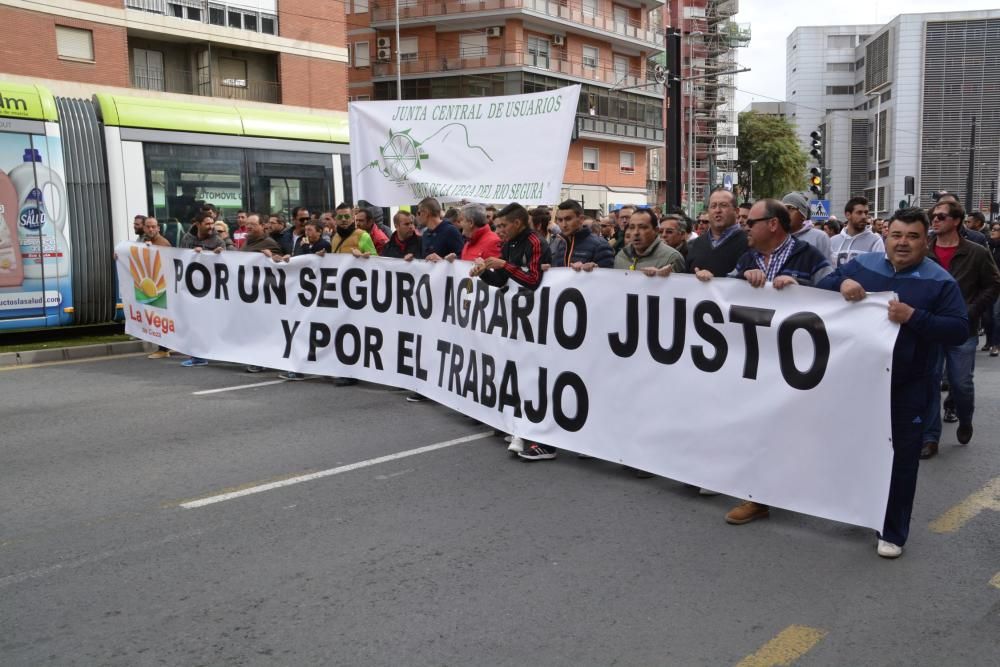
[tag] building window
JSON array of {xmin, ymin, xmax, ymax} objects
[
  {"xmin": 399, "ymin": 36, "xmax": 418, "ymax": 61},
  {"xmin": 354, "ymin": 0, "xmax": 369, "ymax": 13},
  {"xmin": 827, "ymin": 34, "xmax": 855, "ymax": 48},
  {"xmin": 228, "ymin": 10, "xmax": 241, "ymax": 28},
  {"xmin": 855, "ymin": 56, "xmax": 865, "ymax": 68},
  {"xmin": 243, "ymin": 13, "xmax": 257, "ymax": 31},
  {"xmin": 583, "ymin": 147, "xmax": 599, "ymax": 171},
  {"xmin": 612, "ymin": 5, "xmax": 628, "ymax": 27},
  {"xmin": 261, "ymin": 14, "xmax": 276, "ymax": 34},
  {"xmin": 167, "ymin": 2, "xmax": 201, "ymax": 21},
  {"xmin": 208, "ymin": 4, "xmax": 225, "ymax": 26},
  {"xmin": 354, "ymin": 41, "xmax": 370, "ymax": 67},
  {"xmin": 220, "ymin": 57, "xmax": 247, "ymax": 87},
  {"xmin": 881, "ymin": 89, "xmax": 891, "ymax": 102},
  {"xmin": 133, "ymin": 48, "xmax": 164, "ymax": 91},
  {"xmin": 528, "ymin": 36, "xmax": 550, "ymax": 69},
  {"xmin": 460, "ymin": 33, "xmax": 487, "ymax": 58},
  {"xmin": 826, "ymin": 86, "xmax": 853, "ymax": 95},
  {"xmin": 613, "ymin": 54, "xmax": 629, "ymax": 82},
  {"xmin": 583, "ymin": 0, "xmax": 597, "ymax": 18},
  {"xmin": 583, "ymin": 45, "xmax": 599, "ymax": 69},
  {"xmin": 620, "ymin": 151, "xmax": 635, "ymax": 173},
  {"xmin": 826, "ymin": 62, "xmax": 855, "ymax": 72},
  {"xmin": 55, "ymin": 25, "xmax": 94, "ymax": 62}
]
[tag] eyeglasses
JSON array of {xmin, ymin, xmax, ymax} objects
[
  {"xmin": 932, "ymin": 213, "xmax": 951, "ymax": 221},
  {"xmin": 745, "ymin": 216, "xmax": 774, "ymax": 228},
  {"xmin": 335, "ymin": 214, "xmax": 352, "ymax": 220},
  {"xmin": 297, "ymin": 217, "xmax": 310, "ymax": 222}
]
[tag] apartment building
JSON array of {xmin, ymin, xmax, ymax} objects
[
  {"xmin": 346, "ymin": 0, "xmax": 667, "ymax": 212},
  {"xmin": 0, "ymin": 0, "xmax": 348, "ymax": 110},
  {"xmin": 788, "ymin": 10, "xmax": 1000, "ymax": 216}
]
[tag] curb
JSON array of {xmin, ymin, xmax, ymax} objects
[{"xmin": 0, "ymin": 340, "xmax": 156, "ymax": 368}]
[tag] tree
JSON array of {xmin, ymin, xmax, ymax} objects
[{"xmin": 736, "ymin": 112, "xmax": 807, "ymax": 201}]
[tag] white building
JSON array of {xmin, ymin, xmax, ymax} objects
[
  {"xmin": 786, "ymin": 24, "xmax": 880, "ymax": 213},
  {"xmin": 787, "ymin": 10, "xmax": 1000, "ymax": 217}
]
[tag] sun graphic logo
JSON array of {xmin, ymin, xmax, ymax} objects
[{"xmin": 128, "ymin": 245, "xmax": 167, "ymax": 308}]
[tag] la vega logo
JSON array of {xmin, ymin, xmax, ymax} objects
[{"xmin": 128, "ymin": 245, "xmax": 168, "ymax": 308}]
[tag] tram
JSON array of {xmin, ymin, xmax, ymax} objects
[{"xmin": 0, "ymin": 80, "xmax": 351, "ymax": 332}]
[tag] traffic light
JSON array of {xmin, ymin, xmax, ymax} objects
[
  {"xmin": 810, "ymin": 130, "xmax": 823, "ymax": 162},
  {"xmin": 809, "ymin": 167, "xmax": 822, "ymax": 197}
]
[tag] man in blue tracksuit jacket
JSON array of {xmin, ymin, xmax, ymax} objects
[{"xmin": 817, "ymin": 207, "xmax": 968, "ymax": 558}]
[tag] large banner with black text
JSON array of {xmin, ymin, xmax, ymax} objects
[{"xmin": 117, "ymin": 243, "xmax": 898, "ymax": 530}]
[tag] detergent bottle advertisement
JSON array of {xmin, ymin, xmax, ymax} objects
[{"xmin": 0, "ymin": 131, "xmax": 73, "ymax": 327}]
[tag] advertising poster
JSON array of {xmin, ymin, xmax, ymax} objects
[{"xmin": 0, "ymin": 130, "xmax": 73, "ymax": 328}]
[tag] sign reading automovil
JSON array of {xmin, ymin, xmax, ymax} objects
[
  {"xmin": 349, "ymin": 86, "xmax": 581, "ymax": 206},
  {"xmin": 117, "ymin": 243, "xmax": 899, "ymax": 531}
]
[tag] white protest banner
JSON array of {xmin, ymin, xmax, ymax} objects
[
  {"xmin": 348, "ymin": 86, "xmax": 581, "ymax": 206},
  {"xmin": 118, "ymin": 243, "xmax": 897, "ymax": 531}
]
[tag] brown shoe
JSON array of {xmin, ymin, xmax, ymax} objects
[
  {"xmin": 147, "ymin": 350, "xmax": 171, "ymax": 359},
  {"xmin": 725, "ymin": 501, "xmax": 770, "ymax": 525},
  {"xmin": 920, "ymin": 442, "xmax": 938, "ymax": 459}
]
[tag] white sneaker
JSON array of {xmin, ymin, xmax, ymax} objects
[
  {"xmin": 503, "ymin": 435, "xmax": 513, "ymax": 443},
  {"xmin": 699, "ymin": 488, "xmax": 720, "ymax": 496},
  {"xmin": 877, "ymin": 539, "xmax": 903, "ymax": 558},
  {"xmin": 507, "ymin": 436, "xmax": 525, "ymax": 453}
]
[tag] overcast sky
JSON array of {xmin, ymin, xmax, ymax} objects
[{"xmin": 734, "ymin": 0, "xmax": 1000, "ymax": 111}]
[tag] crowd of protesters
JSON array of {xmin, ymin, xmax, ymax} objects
[{"xmin": 133, "ymin": 187, "xmax": 1000, "ymax": 559}]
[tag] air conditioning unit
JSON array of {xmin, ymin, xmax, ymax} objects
[
  {"xmin": 377, "ymin": 37, "xmax": 391, "ymax": 49},
  {"xmin": 552, "ymin": 35, "xmax": 565, "ymax": 46},
  {"xmin": 377, "ymin": 48, "xmax": 391, "ymax": 61},
  {"xmin": 486, "ymin": 26, "xmax": 503, "ymax": 38}
]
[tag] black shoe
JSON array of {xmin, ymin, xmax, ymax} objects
[
  {"xmin": 957, "ymin": 422, "xmax": 973, "ymax": 445},
  {"xmin": 246, "ymin": 365, "xmax": 264, "ymax": 373},
  {"xmin": 518, "ymin": 443, "xmax": 557, "ymax": 461},
  {"xmin": 404, "ymin": 392, "xmax": 426, "ymax": 402},
  {"xmin": 943, "ymin": 407, "xmax": 958, "ymax": 423},
  {"xmin": 920, "ymin": 442, "xmax": 938, "ymax": 459},
  {"xmin": 334, "ymin": 377, "xmax": 358, "ymax": 387},
  {"xmin": 981, "ymin": 343, "xmax": 991, "ymax": 352}
]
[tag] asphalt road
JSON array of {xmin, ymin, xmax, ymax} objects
[{"xmin": 1, "ymin": 352, "xmax": 998, "ymax": 666}]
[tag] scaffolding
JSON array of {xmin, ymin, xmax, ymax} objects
[{"xmin": 682, "ymin": 0, "xmax": 750, "ymax": 209}]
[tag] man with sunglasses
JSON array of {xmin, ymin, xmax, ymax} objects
[{"xmin": 920, "ymin": 199, "xmax": 1000, "ymax": 458}]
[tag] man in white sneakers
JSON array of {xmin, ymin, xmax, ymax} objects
[{"xmin": 829, "ymin": 196, "xmax": 884, "ymax": 268}]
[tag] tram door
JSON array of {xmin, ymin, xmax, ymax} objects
[{"xmin": 248, "ymin": 150, "xmax": 333, "ymax": 220}]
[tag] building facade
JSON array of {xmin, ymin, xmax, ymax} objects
[
  {"xmin": 0, "ymin": 0, "xmax": 348, "ymax": 111},
  {"xmin": 787, "ymin": 10, "xmax": 1000, "ymax": 217},
  {"xmin": 347, "ymin": 0, "xmax": 667, "ymax": 212}
]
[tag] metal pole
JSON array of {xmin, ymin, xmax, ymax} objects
[
  {"xmin": 688, "ymin": 81, "xmax": 695, "ymax": 217},
  {"xmin": 395, "ymin": 0, "xmax": 402, "ymax": 100}
]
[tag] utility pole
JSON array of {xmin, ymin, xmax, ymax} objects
[{"xmin": 664, "ymin": 28, "xmax": 682, "ymax": 209}]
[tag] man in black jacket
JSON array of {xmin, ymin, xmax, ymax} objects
[
  {"xmin": 381, "ymin": 210, "xmax": 423, "ymax": 260},
  {"xmin": 921, "ymin": 199, "xmax": 1000, "ymax": 457},
  {"xmin": 471, "ymin": 202, "xmax": 554, "ymax": 461},
  {"xmin": 686, "ymin": 188, "xmax": 749, "ymax": 280}
]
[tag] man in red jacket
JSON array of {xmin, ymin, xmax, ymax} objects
[{"xmin": 447, "ymin": 204, "xmax": 501, "ymax": 261}]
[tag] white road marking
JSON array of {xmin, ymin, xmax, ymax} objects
[
  {"xmin": 375, "ymin": 469, "xmax": 414, "ymax": 480},
  {"xmin": 192, "ymin": 379, "xmax": 287, "ymax": 395},
  {"xmin": 180, "ymin": 432, "xmax": 493, "ymax": 509},
  {"xmin": 0, "ymin": 528, "xmax": 206, "ymax": 588}
]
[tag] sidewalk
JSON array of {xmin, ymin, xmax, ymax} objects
[{"xmin": 0, "ymin": 340, "xmax": 156, "ymax": 368}]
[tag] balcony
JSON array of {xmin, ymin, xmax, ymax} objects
[
  {"xmin": 373, "ymin": 50, "xmax": 647, "ymax": 91},
  {"xmin": 576, "ymin": 115, "xmax": 663, "ymax": 147},
  {"xmin": 132, "ymin": 69, "xmax": 280, "ymax": 104},
  {"xmin": 370, "ymin": 0, "xmax": 664, "ymax": 48}
]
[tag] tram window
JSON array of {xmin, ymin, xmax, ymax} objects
[
  {"xmin": 143, "ymin": 143, "xmax": 245, "ymax": 228},
  {"xmin": 247, "ymin": 150, "xmax": 333, "ymax": 220}
]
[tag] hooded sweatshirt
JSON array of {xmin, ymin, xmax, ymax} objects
[{"xmin": 829, "ymin": 227, "xmax": 885, "ymax": 268}]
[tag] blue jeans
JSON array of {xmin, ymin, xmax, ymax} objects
[{"xmin": 923, "ymin": 335, "xmax": 977, "ymax": 443}]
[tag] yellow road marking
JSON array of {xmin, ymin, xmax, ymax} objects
[
  {"xmin": 929, "ymin": 477, "xmax": 1000, "ymax": 534},
  {"xmin": 990, "ymin": 572, "xmax": 1000, "ymax": 589},
  {"xmin": 0, "ymin": 352, "xmax": 148, "ymax": 372},
  {"xmin": 736, "ymin": 625, "xmax": 827, "ymax": 667}
]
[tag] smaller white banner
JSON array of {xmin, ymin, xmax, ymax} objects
[{"xmin": 349, "ymin": 86, "xmax": 581, "ymax": 206}]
